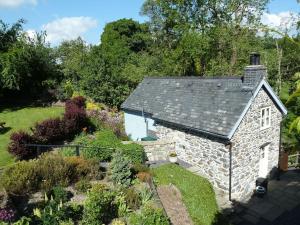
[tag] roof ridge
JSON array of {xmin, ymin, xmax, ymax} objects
[{"xmin": 144, "ymin": 76, "xmax": 242, "ymax": 80}]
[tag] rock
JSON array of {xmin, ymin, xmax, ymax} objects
[{"xmin": 0, "ymin": 189, "xmax": 10, "ymax": 208}]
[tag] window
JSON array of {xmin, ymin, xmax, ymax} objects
[{"xmin": 260, "ymin": 107, "xmax": 271, "ymax": 129}]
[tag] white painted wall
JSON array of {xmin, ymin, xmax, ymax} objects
[{"xmin": 124, "ymin": 111, "xmax": 156, "ymax": 141}]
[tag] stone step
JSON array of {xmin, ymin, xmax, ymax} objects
[{"xmin": 186, "ymin": 166, "xmax": 201, "ymax": 173}]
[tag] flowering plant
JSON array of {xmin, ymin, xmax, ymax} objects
[{"xmin": 0, "ymin": 208, "xmax": 15, "ymax": 222}]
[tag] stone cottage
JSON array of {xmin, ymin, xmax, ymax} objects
[{"xmin": 121, "ymin": 54, "xmax": 287, "ymax": 201}]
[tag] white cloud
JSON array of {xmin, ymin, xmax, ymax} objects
[
  {"xmin": 0, "ymin": 0, "xmax": 37, "ymax": 8},
  {"xmin": 26, "ymin": 29, "xmax": 37, "ymax": 39},
  {"xmin": 42, "ymin": 17, "xmax": 98, "ymax": 45},
  {"xmin": 262, "ymin": 11, "xmax": 299, "ymax": 32}
]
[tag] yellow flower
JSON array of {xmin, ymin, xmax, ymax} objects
[{"xmin": 33, "ymin": 208, "xmax": 42, "ymax": 218}]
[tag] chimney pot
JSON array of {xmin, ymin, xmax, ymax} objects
[{"xmin": 250, "ymin": 52, "xmax": 260, "ymax": 65}]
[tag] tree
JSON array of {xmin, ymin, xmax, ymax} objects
[
  {"xmin": 0, "ymin": 31, "xmax": 61, "ymax": 96},
  {"xmin": 56, "ymin": 37, "xmax": 90, "ymax": 83},
  {"xmin": 0, "ymin": 19, "xmax": 25, "ymax": 52}
]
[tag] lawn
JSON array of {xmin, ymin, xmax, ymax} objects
[
  {"xmin": 0, "ymin": 106, "xmax": 64, "ymax": 167},
  {"xmin": 153, "ymin": 163, "xmax": 225, "ymax": 225}
]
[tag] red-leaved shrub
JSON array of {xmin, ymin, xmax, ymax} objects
[
  {"xmin": 32, "ymin": 118, "xmax": 64, "ymax": 144},
  {"xmin": 8, "ymin": 131, "xmax": 36, "ymax": 160},
  {"xmin": 63, "ymin": 99, "xmax": 88, "ymax": 138},
  {"xmin": 8, "ymin": 96, "xmax": 88, "ymax": 160},
  {"xmin": 66, "ymin": 96, "xmax": 86, "ymax": 109}
]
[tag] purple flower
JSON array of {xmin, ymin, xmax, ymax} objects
[{"xmin": 0, "ymin": 208, "xmax": 15, "ymax": 222}]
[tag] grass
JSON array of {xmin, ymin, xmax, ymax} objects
[
  {"xmin": 153, "ymin": 163, "xmax": 226, "ymax": 225},
  {"xmin": 0, "ymin": 106, "xmax": 64, "ymax": 167}
]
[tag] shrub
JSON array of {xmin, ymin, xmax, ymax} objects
[
  {"xmin": 74, "ymin": 179, "xmax": 92, "ymax": 193},
  {"xmin": 110, "ymin": 151, "xmax": 132, "ymax": 187},
  {"xmin": 114, "ymin": 193, "xmax": 130, "ymax": 217},
  {"xmin": 0, "ymin": 208, "xmax": 16, "ymax": 222},
  {"xmin": 50, "ymin": 186, "xmax": 69, "ymax": 203},
  {"xmin": 68, "ymin": 96, "xmax": 86, "ymax": 109},
  {"xmin": 80, "ymin": 130, "xmax": 146, "ymax": 163},
  {"xmin": 0, "ymin": 160, "xmax": 40, "ymax": 196},
  {"xmin": 81, "ymin": 130, "xmax": 119, "ymax": 161},
  {"xmin": 63, "ymin": 104, "xmax": 87, "ymax": 138},
  {"xmin": 124, "ymin": 188, "xmax": 141, "ymax": 210},
  {"xmin": 121, "ymin": 143, "xmax": 146, "ymax": 164},
  {"xmin": 132, "ymin": 163, "xmax": 150, "ymax": 174},
  {"xmin": 128, "ymin": 203, "xmax": 170, "ymax": 225},
  {"xmin": 8, "ymin": 131, "xmax": 36, "ymax": 160},
  {"xmin": 87, "ymin": 107, "xmax": 127, "ymax": 139},
  {"xmin": 64, "ymin": 156, "xmax": 102, "ymax": 180},
  {"xmin": 32, "ymin": 118, "xmax": 64, "ymax": 144},
  {"xmin": 137, "ymin": 172, "xmax": 152, "ymax": 183},
  {"xmin": 62, "ymin": 96, "xmax": 88, "ymax": 139},
  {"xmin": 37, "ymin": 153, "xmax": 73, "ymax": 191},
  {"xmin": 82, "ymin": 184, "xmax": 116, "ymax": 225}
]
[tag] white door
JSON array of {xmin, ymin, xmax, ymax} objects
[{"xmin": 258, "ymin": 144, "xmax": 269, "ymax": 178}]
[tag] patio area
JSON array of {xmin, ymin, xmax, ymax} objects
[{"xmin": 230, "ymin": 169, "xmax": 300, "ymax": 225}]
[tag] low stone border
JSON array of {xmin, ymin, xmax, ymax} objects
[{"xmin": 122, "ymin": 139, "xmax": 176, "ymax": 161}]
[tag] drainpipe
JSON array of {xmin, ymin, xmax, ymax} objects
[
  {"xmin": 226, "ymin": 141, "xmax": 233, "ymax": 202},
  {"xmin": 277, "ymin": 115, "xmax": 286, "ymax": 180}
]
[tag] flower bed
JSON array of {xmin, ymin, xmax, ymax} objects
[{"xmin": 0, "ymin": 151, "xmax": 169, "ymax": 225}]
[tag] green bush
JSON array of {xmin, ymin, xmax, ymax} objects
[
  {"xmin": 75, "ymin": 130, "xmax": 146, "ymax": 163},
  {"xmin": 121, "ymin": 143, "xmax": 146, "ymax": 164},
  {"xmin": 37, "ymin": 154, "xmax": 74, "ymax": 191},
  {"xmin": 0, "ymin": 160, "xmax": 40, "ymax": 196},
  {"xmin": 82, "ymin": 184, "xmax": 117, "ymax": 225},
  {"xmin": 50, "ymin": 186, "xmax": 69, "ymax": 203},
  {"xmin": 132, "ymin": 163, "xmax": 150, "ymax": 174},
  {"xmin": 74, "ymin": 179, "xmax": 92, "ymax": 193},
  {"xmin": 128, "ymin": 203, "xmax": 170, "ymax": 225},
  {"xmin": 124, "ymin": 188, "xmax": 141, "ymax": 210},
  {"xmin": 64, "ymin": 156, "xmax": 102, "ymax": 180},
  {"xmin": 110, "ymin": 151, "xmax": 132, "ymax": 187},
  {"xmin": 0, "ymin": 153, "xmax": 103, "ymax": 197},
  {"xmin": 79, "ymin": 130, "xmax": 118, "ymax": 161}
]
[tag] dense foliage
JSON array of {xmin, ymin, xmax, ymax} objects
[
  {"xmin": 82, "ymin": 184, "xmax": 117, "ymax": 225},
  {"xmin": 1, "ymin": 1, "xmax": 300, "ymax": 149},
  {"xmin": 110, "ymin": 151, "xmax": 132, "ymax": 187},
  {"xmin": 8, "ymin": 131, "xmax": 36, "ymax": 160},
  {"xmin": 0, "ymin": 153, "xmax": 101, "ymax": 196},
  {"xmin": 65, "ymin": 129, "xmax": 146, "ymax": 163}
]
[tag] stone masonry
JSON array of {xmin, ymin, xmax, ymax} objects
[
  {"xmin": 122, "ymin": 139, "xmax": 176, "ymax": 162},
  {"xmin": 155, "ymin": 125, "xmax": 230, "ymax": 195},
  {"xmin": 230, "ymin": 88, "xmax": 282, "ymax": 201},
  {"xmin": 153, "ymin": 87, "xmax": 283, "ymax": 201}
]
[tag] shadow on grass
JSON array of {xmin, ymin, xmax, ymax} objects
[{"xmin": 0, "ymin": 127, "xmax": 12, "ymax": 134}]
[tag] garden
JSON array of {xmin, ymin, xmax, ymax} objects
[{"xmin": 0, "ymin": 97, "xmax": 169, "ymax": 225}]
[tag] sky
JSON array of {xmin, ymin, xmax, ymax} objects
[{"xmin": 0, "ymin": 0, "xmax": 299, "ymax": 46}]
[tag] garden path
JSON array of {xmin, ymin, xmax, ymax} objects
[{"xmin": 157, "ymin": 185, "xmax": 193, "ymax": 225}]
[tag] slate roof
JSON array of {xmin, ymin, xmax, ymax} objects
[{"xmin": 121, "ymin": 76, "xmax": 264, "ymax": 139}]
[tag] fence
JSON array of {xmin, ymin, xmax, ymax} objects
[
  {"xmin": 288, "ymin": 153, "xmax": 300, "ymax": 168},
  {"xmin": 25, "ymin": 144, "xmax": 85, "ymax": 156}
]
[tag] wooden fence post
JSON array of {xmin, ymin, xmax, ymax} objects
[
  {"xmin": 37, "ymin": 146, "xmax": 41, "ymax": 156},
  {"xmin": 75, "ymin": 146, "xmax": 80, "ymax": 156}
]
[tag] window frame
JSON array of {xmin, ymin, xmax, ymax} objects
[{"xmin": 260, "ymin": 106, "xmax": 271, "ymax": 130}]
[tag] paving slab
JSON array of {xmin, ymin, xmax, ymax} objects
[
  {"xmin": 242, "ymin": 213, "xmax": 260, "ymax": 224},
  {"xmin": 261, "ymin": 206, "xmax": 285, "ymax": 222}
]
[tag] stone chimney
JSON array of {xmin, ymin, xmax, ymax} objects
[{"xmin": 243, "ymin": 53, "xmax": 267, "ymax": 89}]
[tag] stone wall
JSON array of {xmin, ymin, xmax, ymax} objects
[
  {"xmin": 122, "ymin": 139, "xmax": 176, "ymax": 162},
  {"xmin": 155, "ymin": 125, "xmax": 230, "ymax": 195},
  {"xmin": 230, "ymin": 88, "xmax": 282, "ymax": 201}
]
